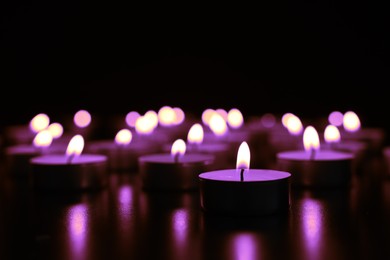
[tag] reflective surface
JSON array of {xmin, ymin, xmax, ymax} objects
[{"xmin": 1, "ymin": 153, "xmax": 390, "ymax": 260}]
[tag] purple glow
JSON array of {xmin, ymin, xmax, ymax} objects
[
  {"xmin": 118, "ymin": 185, "xmax": 133, "ymax": 225},
  {"xmin": 74, "ymin": 110, "xmax": 91, "ymax": 128},
  {"xmin": 328, "ymin": 111, "xmax": 344, "ymax": 127},
  {"xmin": 231, "ymin": 233, "xmax": 259, "ymax": 260},
  {"xmin": 302, "ymin": 199, "xmax": 322, "ymax": 254},
  {"xmin": 172, "ymin": 209, "xmax": 189, "ymax": 245},
  {"xmin": 260, "ymin": 113, "xmax": 276, "ymax": 128},
  {"xmin": 125, "ymin": 111, "xmax": 141, "ymax": 128},
  {"xmin": 67, "ymin": 204, "xmax": 88, "ymax": 258}
]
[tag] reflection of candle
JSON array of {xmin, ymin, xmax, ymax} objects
[
  {"xmin": 4, "ymin": 129, "xmax": 55, "ymax": 177},
  {"xmin": 199, "ymin": 141, "xmax": 291, "ymax": 216},
  {"xmin": 276, "ymin": 126, "xmax": 353, "ymax": 188},
  {"xmin": 85, "ymin": 129, "xmax": 158, "ymax": 172},
  {"xmin": 139, "ymin": 139, "xmax": 215, "ymax": 191},
  {"xmin": 30, "ymin": 134, "xmax": 108, "ymax": 191}
]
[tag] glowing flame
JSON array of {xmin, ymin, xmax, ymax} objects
[
  {"xmin": 144, "ymin": 110, "xmax": 159, "ymax": 127},
  {"xmin": 171, "ymin": 139, "xmax": 186, "ymax": 158},
  {"xmin": 216, "ymin": 108, "xmax": 228, "ymax": 121},
  {"xmin": 29, "ymin": 113, "xmax": 50, "ymax": 133},
  {"xmin": 227, "ymin": 108, "xmax": 244, "ymax": 129},
  {"xmin": 187, "ymin": 123, "xmax": 204, "ymax": 145},
  {"xmin": 135, "ymin": 116, "xmax": 156, "ymax": 135},
  {"xmin": 324, "ymin": 125, "xmax": 340, "ymax": 143},
  {"xmin": 47, "ymin": 122, "xmax": 63, "ymax": 139},
  {"xmin": 209, "ymin": 113, "xmax": 228, "ymax": 137},
  {"xmin": 66, "ymin": 135, "xmax": 84, "ymax": 157},
  {"xmin": 285, "ymin": 114, "xmax": 303, "ymax": 135},
  {"xmin": 328, "ymin": 111, "xmax": 344, "ymax": 126},
  {"xmin": 125, "ymin": 111, "xmax": 140, "ymax": 128},
  {"xmin": 33, "ymin": 129, "xmax": 53, "ymax": 148},
  {"xmin": 158, "ymin": 106, "xmax": 176, "ymax": 126},
  {"xmin": 343, "ymin": 111, "xmax": 361, "ymax": 132},
  {"xmin": 201, "ymin": 109, "xmax": 215, "ymax": 126},
  {"xmin": 303, "ymin": 126, "xmax": 320, "ymax": 152},
  {"xmin": 173, "ymin": 107, "xmax": 185, "ymax": 125},
  {"xmin": 74, "ymin": 110, "xmax": 91, "ymax": 128},
  {"xmin": 281, "ymin": 113, "xmax": 295, "ymax": 128},
  {"xmin": 236, "ymin": 141, "xmax": 250, "ymax": 169},
  {"xmin": 115, "ymin": 129, "xmax": 132, "ymax": 146}
]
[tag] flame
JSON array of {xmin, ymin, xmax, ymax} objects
[
  {"xmin": 47, "ymin": 122, "xmax": 63, "ymax": 139},
  {"xmin": 74, "ymin": 110, "xmax": 91, "ymax": 128},
  {"xmin": 33, "ymin": 129, "xmax": 53, "ymax": 148},
  {"xmin": 158, "ymin": 105, "xmax": 176, "ymax": 126},
  {"xmin": 236, "ymin": 141, "xmax": 250, "ymax": 169},
  {"xmin": 303, "ymin": 126, "xmax": 320, "ymax": 152},
  {"xmin": 281, "ymin": 113, "xmax": 294, "ymax": 128},
  {"xmin": 324, "ymin": 125, "xmax": 340, "ymax": 143},
  {"xmin": 343, "ymin": 111, "xmax": 361, "ymax": 132},
  {"xmin": 227, "ymin": 108, "xmax": 244, "ymax": 129},
  {"xmin": 29, "ymin": 113, "xmax": 50, "ymax": 133},
  {"xmin": 173, "ymin": 107, "xmax": 185, "ymax": 125},
  {"xmin": 216, "ymin": 108, "xmax": 228, "ymax": 121},
  {"xmin": 201, "ymin": 109, "xmax": 215, "ymax": 126},
  {"xmin": 328, "ymin": 111, "xmax": 344, "ymax": 127},
  {"xmin": 285, "ymin": 114, "xmax": 303, "ymax": 135},
  {"xmin": 66, "ymin": 135, "xmax": 84, "ymax": 157},
  {"xmin": 171, "ymin": 139, "xmax": 186, "ymax": 157},
  {"xmin": 187, "ymin": 123, "xmax": 204, "ymax": 145},
  {"xmin": 135, "ymin": 115, "xmax": 156, "ymax": 135},
  {"xmin": 115, "ymin": 129, "xmax": 132, "ymax": 145},
  {"xmin": 125, "ymin": 111, "xmax": 140, "ymax": 128},
  {"xmin": 209, "ymin": 112, "xmax": 228, "ymax": 137},
  {"xmin": 144, "ymin": 110, "xmax": 159, "ymax": 127}
]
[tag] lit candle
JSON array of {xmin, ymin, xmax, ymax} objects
[
  {"xmin": 4, "ymin": 129, "xmax": 54, "ymax": 177},
  {"xmin": 30, "ymin": 134, "xmax": 108, "ymax": 191},
  {"xmin": 85, "ymin": 128, "xmax": 159, "ymax": 172},
  {"xmin": 276, "ymin": 125, "xmax": 354, "ymax": 188},
  {"xmin": 138, "ymin": 139, "xmax": 215, "ymax": 191},
  {"xmin": 198, "ymin": 141, "xmax": 291, "ymax": 216}
]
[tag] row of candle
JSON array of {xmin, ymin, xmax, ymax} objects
[{"xmin": 0, "ymin": 106, "xmax": 388, "ymax": 216}]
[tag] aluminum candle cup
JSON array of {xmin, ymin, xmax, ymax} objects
[
  {"xmin": 198, "ymin": 169, "xmax": 291, "ymax": 216},
  {"xmin": 276, "ymin": 150, "xmax": 353, "ymax": 188},
  {"xmin": 30, "ymin": 154, "xmax": 108, "ymax": 191},
  {"xmin": 139, "ymin": 153, "xmax": 215, "ymax": 191}
]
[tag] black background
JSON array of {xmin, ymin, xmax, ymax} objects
[{"xmin": 1, "ymin": 1, "xmax": 389, "ymax": 129}]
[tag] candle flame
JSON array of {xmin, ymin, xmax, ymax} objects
[
  {"xmin": 74, "ymin": 109, "xmax": 91, "ymax": 128},
  {"xmin": 281, "ymin": 113, "xmax": 294, "ymax": 128},
  {"xmin": 303, "ymin": 126, "xmax": 320, "ymax": 152},
  {"xmin": 47, "ymin": 122, "xmax": 63, "ymax": 139},
  {"xmin": 171, "ymin": 139, "xmax": 186, "ymax": 157},
  {"xmin": 115, "ymin": 129, "xmax": 132, "ymax": 146},
  {"xmin": 66, "ymin": 135, "xmax": 84, "ymax": 157},
  {"xmin": 135, "ymin": 116, "xmax": 156, "ymax": 135},
  {"xmin": 158, "ymin": 105, "xmax": 176, "ymax": 126},
  {"xmin": 227, "ymin": 108, "xmax": 244, "ymax": 129},
  {"xmin": 187, "ymin": 123, "xmax": 204, "ymax": 145},
  {"xmin": 33, "ymin": 129, "xmax": 53, "ymax": 148},
  {"xmin": 125, "ymin": 111, "xmax": 140, "ymax": 128},
  {"xmin": 285, "ymin": 114, "xmax": 303, "ymax": 135},
  {"xmin": 201, "ymin": 108, "xmax": 215, "ymax": 126},
  {"xmin": 324, "ymin": 125, "xmax": 340, "ymax": 143},
  {"xmin": 236, "ymin": 141, "xmax": 250, "ymax": 169},
  {"xmin": 216, "ymin": 108, "xmax": 228, "ymax": 121},
  {"xmin": 328, "ymin": 111, "xmax": 344, "ymax": 127},
  {"xmin": 173, "ymin": 107, "xmax": 185, "ymax": 125},
  {"xmin": 209, "ymin": 112, "xmax": 228, "ymax": 137},
  {"xmin": 343, "ymin": 111, "xmax": 361, "ymax": 132},
  {"xmin": 29, "ymin": 113, "xmax": 50, "ymax": 133}
]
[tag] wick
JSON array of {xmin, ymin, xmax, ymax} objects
[
  {"xmin": 240, "ymin": 168, "xmax": 245, "ymax": 182},
  {"xmin": 67, "ymin": 154, "xmax": 75, "ymax": 164},
  {"xmin": 309, "ymin": 149, "xmax": 316, "ymax": 160},
  {"xmin": 173, "ymin": 153, "xmax": 180, "ymax": 163}
]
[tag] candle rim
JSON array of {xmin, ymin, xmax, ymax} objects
[
  {"xmin": 277, "ymin": 150, "xmax": 353, "ymax": 161},
  {"xmin": 30, "ymin": 154, "xmax": 107, "ymax": 165},
  {"xmin": 199, "ymin": 169, "xmax": 291, "ymax": 182}
]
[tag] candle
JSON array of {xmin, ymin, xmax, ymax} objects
[
  {"xmin": 85, "ymin": 128, "xmax": 159, "ymax": 172},
  {"xmin": 276, "ymin": 125, "xmax": 354, "ymax": 188},
  {"xmin": 138, "ymin": 139, "xmax": 215, "ymax": 191},
  {"xmin": 198, "ymin": 141, "xmax": 291, "ymax": 216},
  {"xmin": 4, "ymin": 129, "xmax": 58, "ymax": 177},
  {"xmin": 30, "ymin": 134, "xmax": 108, "ymax": 191}
]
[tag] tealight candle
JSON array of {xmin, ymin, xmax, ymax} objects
[
  {"xmin": 85, "ymin": 128, "xmax": 159, "ymax": 172},
  {"xmin": 198, "ymin": 141, "xmax": 291, "ymax": 216},
  {"xmin": 276, "ymin": 125, "xmax": 354, "ymax": 188},
  {"xmin": 30, "ymin": 134, "xmax": 108, "ymax": 191},
  {"xmin": 138, "ymin": 139, "xmax": 215, "ymax": 191}
]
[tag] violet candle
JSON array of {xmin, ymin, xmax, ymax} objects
[
  {"xmin": 30, "ymin": 134, "xmax": 108, "ymax": 191},
  {"xmin": 276, "ymin": 126, "xmax": 354, "ymax": 188},
  {"xmin": 199, "ymin": 141, "xmax": 291, "ymax": 216},
  {"xmin": 139, "ymin": 139, "xmax": 215, "ymax": 191}
]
